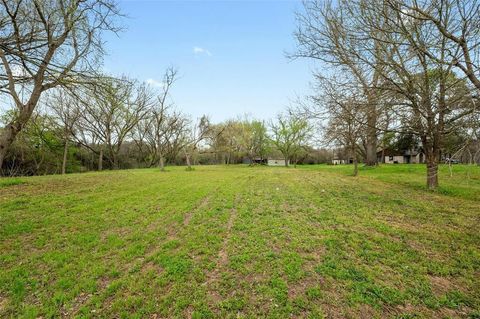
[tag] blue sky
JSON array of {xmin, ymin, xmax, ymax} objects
[{"xmin": 102, "ymin": 0, "xmax": 315, "ymax": 122}]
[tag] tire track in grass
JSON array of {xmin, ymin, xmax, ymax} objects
[
  {"xmin": 124, "ymin": 177, "xmax": 246, "ymax": 318},
  {"xmin": 65, "ymin": 192, "xmax": 215, "ymax": 318},
  {"xmin": 257, "ymin": 170, "xmax": 353, "ymax": 318},
  {"xmin": 62, "ymin": 185, "xmax": 199, "ymax": 318},
  {"xmin": 182, "ymin": 193, "xmax": 213, "ymax": 227},
  {"xmin": 163, "ymin": 193, "xmax": 213, "ymax": 241},
  {"xmin": 181, "ymin": 174, "xmax": 253, "ymax": 318},
  {"xmin": 203, "ymin": 196, "xmax": 239, "ymax": 305}
]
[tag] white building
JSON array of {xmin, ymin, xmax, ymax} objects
[
  {"xmin": 267, "ymin": 158, "xmax": 289, "ymax": 166},
  {"xmin": 378, "ymin": 149, "xmax": 425, "ymax": 164},
  {"xmin": 332, "ymin": 159, "xmax": 346, "ymax": 165}
]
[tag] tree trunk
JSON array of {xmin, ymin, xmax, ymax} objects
[
  {"xmin": 365, "ymin": 135, "xmax": 377, "ymax": 166},
  {"xmin": 62, "ymin": 139, "xmax": 68, "ymax": 175},
  {"xmin": 353, "ymin": 157, "xmax": 358, "ymax": 176},
  {"xmin": 112, "ymin": 153, "xmax": 118, "ymax": 170},
  {"xmin": 0, "ymin": 137, "xmax": 8, "ymax": 172},
  {"xmin": 351, "ymin": 145, "xmax": 358, "ymax": 176},
  {"xmin": 381, "ymin": 142, "xmax": 385, "ymax": 164},
  {"xmin": 284, "ymin": 156, "xmax": 289, "ymax": 167},
  {"xmin": 365, "ymin": 102, "xmax": 378, "ymax": 166},
  {"xmin": 98, "ymin": 148, "xmax": 103, "ymax": 171},
  {"xmin": 0, "ymin": 86, "xmax": 43, "ymax": 174},
  {"xmin": 159, "ymin": 154, "xmax": 165, "ymax": 171},
  {"xmin": 0, "ymin": 122, "xmax": 23, "ymax": 173},
  {"xmin": 185, "ymin": 152, "xmax": 192, "ymax": 169},
  {"xmin": 425, "ymin": 152, "xmax": 439, "ymax": 190}
]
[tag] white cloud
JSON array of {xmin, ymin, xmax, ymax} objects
[
  {"xmin": 146, "ymin": 78, "xmax": 163, "ymax": 88},
  {"xmin": 193, "ymin": 46, "xmax": 212, "ymax": 56}
]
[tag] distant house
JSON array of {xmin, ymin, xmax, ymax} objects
[
  {"xmin": 332, "ymin": 157, "xmax": 354, "ymax": 165},
  {"xmin": 332, "ymin": 158, "xmax": 345, "ymax": 165},
  {"xmin": 243, "ymin": 157, "xmax": 267, "ymax": 165},
  {"xmin": 377, "ymin": 148, "xmax": 425, "ymax": 164},
  {"xmin": 268, "ymin": 158, "xmax": 289, "ymax": 166}
]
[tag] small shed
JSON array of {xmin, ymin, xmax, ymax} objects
[
  {"xmin": 332, "ymin": 159, "xmax": 345, "ymax": 165},
  {"xmin": 267, "ymin": 158, "xmax": 289, "ymax": 166},
  {"xmin": 377, "ymin": 149, "xmax": 425, "ymax": 164}
]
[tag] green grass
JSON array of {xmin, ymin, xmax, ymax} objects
[
  {"xmin": 0, "ymin": 164, "xmax": 479, "ymax": 318},
  {"xmin": 0, "ymin": 178, "xmax": 24, "ymax": 188}
]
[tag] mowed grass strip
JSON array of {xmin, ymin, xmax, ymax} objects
[{"xmin": 0, "ymin": 165, "xmax": 479, "ymax": 318}]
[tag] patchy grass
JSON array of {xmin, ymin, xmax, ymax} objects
[
  {"xmin": 0, "ymin": 164, "xmax": 479, "ymax": 318},
  {"xmin": 0, "ymin": 178, "xmax": 24, "ymax": 188},
  {"xmin": 300, "ymin": 163, "xmax": 480, "ymax": 200}
]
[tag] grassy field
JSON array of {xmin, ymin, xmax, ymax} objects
[{"xmin": 0, "ymin": 164, "xmax": 479, "ymax": 318}]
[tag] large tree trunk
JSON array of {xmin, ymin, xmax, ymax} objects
[
  {"xmin": 185, "ymin": 152, "xmax": 192, "ymax": 169},
  {"xmin": 0, "ymin": 120, "xmax": 26, "ymax": 173},
  {"xmin": 365, "ymin": 136, "xmax": 377, "ymax": 166},
  {"xmin": 365, "ymin": 116, "xmax": 377, "ymax": 166},
  {"xmin": 423, "ymin": 137, "xmax": 439, "ymax": 190},
  {"xmin": 0, "ymin": 71, "xmax": 44, "ymax": 174},
  {"xmin": 364, "ymin": 87, "xmax": 378, "ymax": 166},
  {"xmin": 158, "ymin": 153, "xmax": 165, "ymax": 171},
  {"xmin": 426, "ymin": 155, "xmax": 439, "ymax": 190},
  {"xmin": 0, "ymin": 134, "xmax": 9, "ymax": 172},
  {"xmin": 61, "ymin": 138, "xmax": 68, "ymax": 175},
  {"xmin": 381, "ymin": 139, "xmax": 385, "ymax": 164},
  {"xmin": 284, "ymin": 155, "xmax": 289, "ymax": 167},
  {"xmin": 353, "ymin": 157, "xmax": 358, "ymax": 176},
  {"xmin": 98, "ymin": 148, "xmax": 103, "ymax": 171},
  {"xmin": 352, "ymin": 146, "xmax": 358, "ymax": 176},
  {"xmin": 111, "ymin": 152, "xmax": 118, "ymax": 170}
]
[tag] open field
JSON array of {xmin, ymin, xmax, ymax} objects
[{"xmin": 1, "ymin": 164, "xmax": 479, "ymax": 318}]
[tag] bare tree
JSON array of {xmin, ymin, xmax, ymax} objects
[
  {"xmin": 132, "ymin": 69, "xmax": 190, "ymax": 171},
  {"xmin": 325, "ymin": 98, "xmax": 364, "ymax": 176},
  {"xmin": 79, "ymin": 77, "xmax": 153, "ymax": 170},
  {"xmin": 292, "ymin": 0, "xmax": 385, "ymax": 166},
  {"xmin": 294, "ymin": 0, "xmax": 478, "ymax": 189},
  {"xmin": 387, "ymin": 0, "xmax": 480, "ymax": 91},
  {"xmin": 153, "ymin": 69, "xmax": 175, "ymax": 171},
  {"xmin": 208, "ymin": 120, "xmax": 243, "ymax": 164},
  {"xmin": 357, "ymin": 0, "xmax": 477, "ymax": 189},
  {"xmin": 48, "ymin": 89, "xmax": 83, "ymax": 174},
  {"xmin": 184, "ymin": 115, "xmax": 212, "ymax": 170},
  {"xmin": 0, "ymin": 0, "xmax": 121, "ymax": 171},
  {"xmin": 150, "ymin": 68, "xmax": 180, "ymax": 171}
]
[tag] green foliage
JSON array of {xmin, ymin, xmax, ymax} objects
[
  {"xmin": 270, "ymin": 113, "xmax": 311, "ymax": 165},
  {"xmin": 209, "ymin": 118, "xmax": 270, "ymax": 164},
  {"xmin": 0, "ymin": 178, "xmax": 24, "ymax": 188},
  {"xmin": 2, "ymin": 111, "xmax": 82, "ymax": 175}
]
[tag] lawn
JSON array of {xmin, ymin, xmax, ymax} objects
[{"xmin": 0, "ymin": 164, "xmax": 479, "ymax": 318}]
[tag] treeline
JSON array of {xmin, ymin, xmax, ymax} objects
[
  {"xmin": 0, "ymin": 73, "xmax": 334, "ymax": 175},
  {"xmin": 1, "ymin": 70, "xmax": 189, "ymax": 175},
  {"xmin": 292, "ymin": 0, "xmax": 480, "ymax": 189}
]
